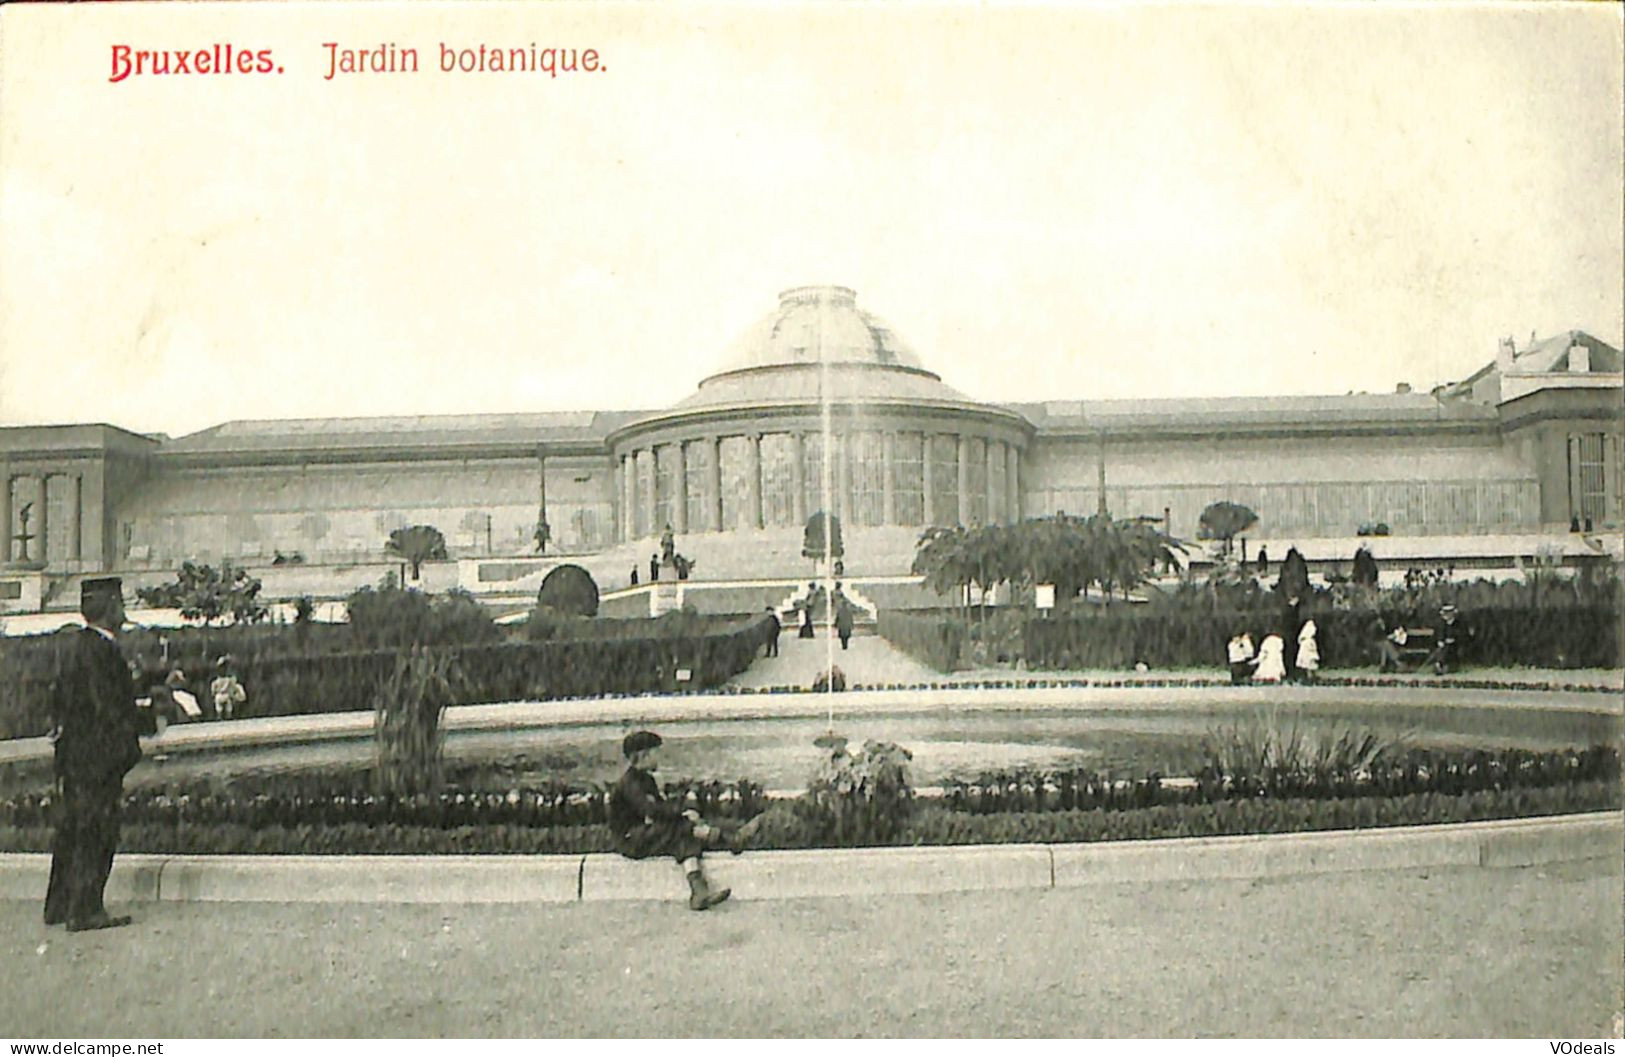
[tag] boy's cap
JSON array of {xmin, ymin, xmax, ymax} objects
[{"xmin": 623, "ymin": 730, "xmax": 662, "ymax": 758}]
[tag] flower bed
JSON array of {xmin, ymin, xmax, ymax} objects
[
  {"xmin": 0, "ymin": 783, "xmax": 1612, "ymax": 857},
  {"xmin": 0, "ymin": 745, "xmax": 1612, "ymax": 855}
]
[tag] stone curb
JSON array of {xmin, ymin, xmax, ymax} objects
[
  {"xmin": 0, "ymin": 812, "xmax": 1616, "ymax": 906},
  {"xmin": 3, "ymin": 682, "xmax": 1616, "ymax": 768}
]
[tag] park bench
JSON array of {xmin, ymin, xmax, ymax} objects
[{"xmin": 1387, "ymin": 627, "xmax": 1435, "ymax": 670}]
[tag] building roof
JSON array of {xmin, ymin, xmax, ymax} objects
[
  {"xmin": 1013, "ymin": 392, "xmax": 1499, "ymax": 433},
  {"xmin": 158, "ymin": 411, "xmax": 645, "ymax": 457},
  {"xmin": 1509, "ymin": 330, "xmax": 1623, "ymax": 374},
  {"xmin": 710, "ymin": 286, "xmax": 927, "ymax": 375},
  {"xmin": 667, "ymin": 362, "xmax": 982, "ymax": 415}
]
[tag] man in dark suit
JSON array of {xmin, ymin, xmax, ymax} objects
[
  {"xmin": 44, "ymin": 577, "xmax": 143, "ymax": 932},
  {"xmin": 763, "ymin": 606, "xmax": 781, "ymax": 657},
  {"xmin": 607, "ymin": 731, "xmax": 743, "ymax": 911}
]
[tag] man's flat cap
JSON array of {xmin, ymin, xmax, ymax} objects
[{"xmin": 622, "ymin": 730, "xmax": 662, "ymax": 758}]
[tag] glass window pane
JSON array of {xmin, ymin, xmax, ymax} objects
[{"xmin": 894, "ymin": 432, "xmax": 924, "ymax": 525}]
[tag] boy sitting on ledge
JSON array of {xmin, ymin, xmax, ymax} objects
[{"xmin": 608, "ymin": 730, "xmax": 747, "ymax": 911}]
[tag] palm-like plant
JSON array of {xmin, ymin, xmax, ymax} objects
[
  {"xmin": 1197, "ymin": 501, "xmax": 1258, "ymax": 557},
  {"xmin": 385, "ymin": 524, "xmax": 448, "ymax": 580}
]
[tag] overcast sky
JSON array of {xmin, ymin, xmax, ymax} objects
[{"xmin": 1, "ymin": 2, "xmax": 1620, "ymax": 438}]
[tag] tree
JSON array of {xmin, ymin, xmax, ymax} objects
[
  {"xmin": 136, "ymin": 559, "xmax": 268, "ymax": 626},
  {"xmin": 1352, "ymin": 546, "xmax": 1379, "ymax": 588},
  {"xmin": 912, "ymin": 515, "xmax": 1184, "ymax": 610},
  {"xmin": 1277, "ymin": 545, "xmax": 1311, "ymax": 600},
  {"xmin": 1197, "ymin": 501, "xmax": 1259, "ymax": 557},
  {"xmin": 385, "ymin": 524, "xmax": 448, "ymax": 579},
  {"xmin": 536, "ymin": 564, "xmax": 599, "ymax": 617},
  {"xmin": 802, "ymin": 511, "xmax": 844, "ymax": 561}
]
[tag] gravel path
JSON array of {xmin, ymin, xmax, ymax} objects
[{"xmin": 3, "ymin": 857, "xmax": 1618, "ymax": 1038}]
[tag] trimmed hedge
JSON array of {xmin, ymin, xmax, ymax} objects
[
  {"xmin": 0, "ymin": 615, "xmax": 772, "ymax": 738},
  {"xmin": 877, "ymin": 609, "xmax": 967, "ymax": 672},
  {"xmin": 1023, "ymin": 605, "xmax": 1619, "ymax": 671}
]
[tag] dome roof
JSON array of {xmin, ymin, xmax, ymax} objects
[
  {"xmin": 669, "ymin": 362, "xmax": 976, "ymax": 414},
  {"xmin": 609, "ymin": 286, "xmax": 1031, "ymax": 441},
  {"xmin": 713, "ymin": 286, "xmax": 926, "ymax": 373}
]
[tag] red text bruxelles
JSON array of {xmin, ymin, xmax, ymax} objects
[{"xmin": 110, "ymin": 45, "xmax": 279, "ymax": 83}]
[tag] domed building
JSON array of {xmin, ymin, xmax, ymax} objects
[
  {"xmin": 608, "ymin": 286, "xmax": 1030, "ymax": 541},
  {"xmin": 1, "ymin": 285, "xmax": 1620, "ymax": 610}
]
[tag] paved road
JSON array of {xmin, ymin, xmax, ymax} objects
[{"xmin": 2, "ymin": 857, "xmax": 1618, "ymax": 1037}]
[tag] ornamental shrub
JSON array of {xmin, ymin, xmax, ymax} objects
[{"xmin": 535, "ymin": 564, "xmax": 599, "ymax": 619}]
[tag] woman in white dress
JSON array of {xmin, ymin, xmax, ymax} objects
[
  {"xmin": 1253, "ymin": 634, "xmax": 1286, "ymax": 683},
  {"xmin": 1296, "ymin": 620, "xmax": 1320, "ymax": 681}
]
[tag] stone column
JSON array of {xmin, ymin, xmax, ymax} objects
[
  {"xmin": 640, "ymin": 449, "xmax": 657, "ymax": 540},
  {"xmin": 922, "ymin": 434, "xmax": 936, "ymax": 526},
  {"xmin": 620, "ymin": 454, "xmax": 634, "ymax": 542},
  {"xmin": 673, "ymin": 443, "xmax": 689, "ymax": 534},
  {"xmin": 957, "ymin": 436, "xmax": 971, "ymax": 527},
  {"xmin": 81, "ymin": 467, "xmax": 107, "ymax": 572},
  {"xmin": 0, "ymin": 470, "xmax": 11, "ymax": 563},
  {"xmin": 746, "ymin": 433, "xmax": 764, "ymax": 530},
  {"xmin": 791, "ymin": 432, "xmax": 807, "ymax": 526},
  {"xmin": 72, "ymin": 474, "xmax": 84, "ymax": 561},
  {"xmin": 708, "ymin": 436, "xmax": 723, "ymax": 531},
  {"xmin": 881, "ymin": 431, "xmax": 897, "ymax": 525},
  {"xmin": 35, "ymin": 474, "xmax": 49, "ymax": 564},
  {"xmin": 986, "ymin": 440, "xmax": 1000, "ymax": 525},
  {"xmin": 1001, "ymin": 439, "xmax": 1014, "ymax": 523}
]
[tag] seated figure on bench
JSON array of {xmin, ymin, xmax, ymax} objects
[
  {"xmin": 1376, "ymin": 623, "xmax": 1408, "ymax": 672},
  {"xmin": 608, "ymin": 730, "xmax": 751, "ymax": 911},
  {"xmin": 1424, "ymin": 604, "xmax": 1469, "ymax": 675}
]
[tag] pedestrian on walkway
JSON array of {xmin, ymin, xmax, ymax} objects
[
  {"xmin": 44, "ymin": 577, "xmax": 143, "ymax": 932},
  {"xmin": 763, "ymin": 606, "xmax": 781, "ymax": 657},
  {"xmin": 649, "ymin": 553, "xmax": 661, "ymax": 583},
  {"xmin": 834, "ymin": 597, "xmax": 854, "ymax": 650},
  {"xmin": 608, "ymin": 731, "xmax": 746, "ymax": 911},
  {"xmin": 799, "ymin": 586, "xmax": 816, "ymax": 640}
]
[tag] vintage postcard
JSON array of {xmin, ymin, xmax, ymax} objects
[{"xmin": 0, "ymin": 0, "xmax": 1621, "ymax": 1041}]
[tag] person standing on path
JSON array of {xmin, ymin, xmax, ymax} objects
[
  {"xmin": 608, "ymin": 731, "xmax": 745, "ymax": 911},
  {"xmin": 44, "ymin": 578, "xmax": 143, "ymax": 932},
  {"xmin": 799, "ymin": 585, "xmax": 817, "ymax": 639},
  {"xmin": 763, "ymin": 606, "xmax": 781, "ymax": 657},
  {"xmin": 834, "ymin": 596, "xmax": 855, "ymax": 650}
]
